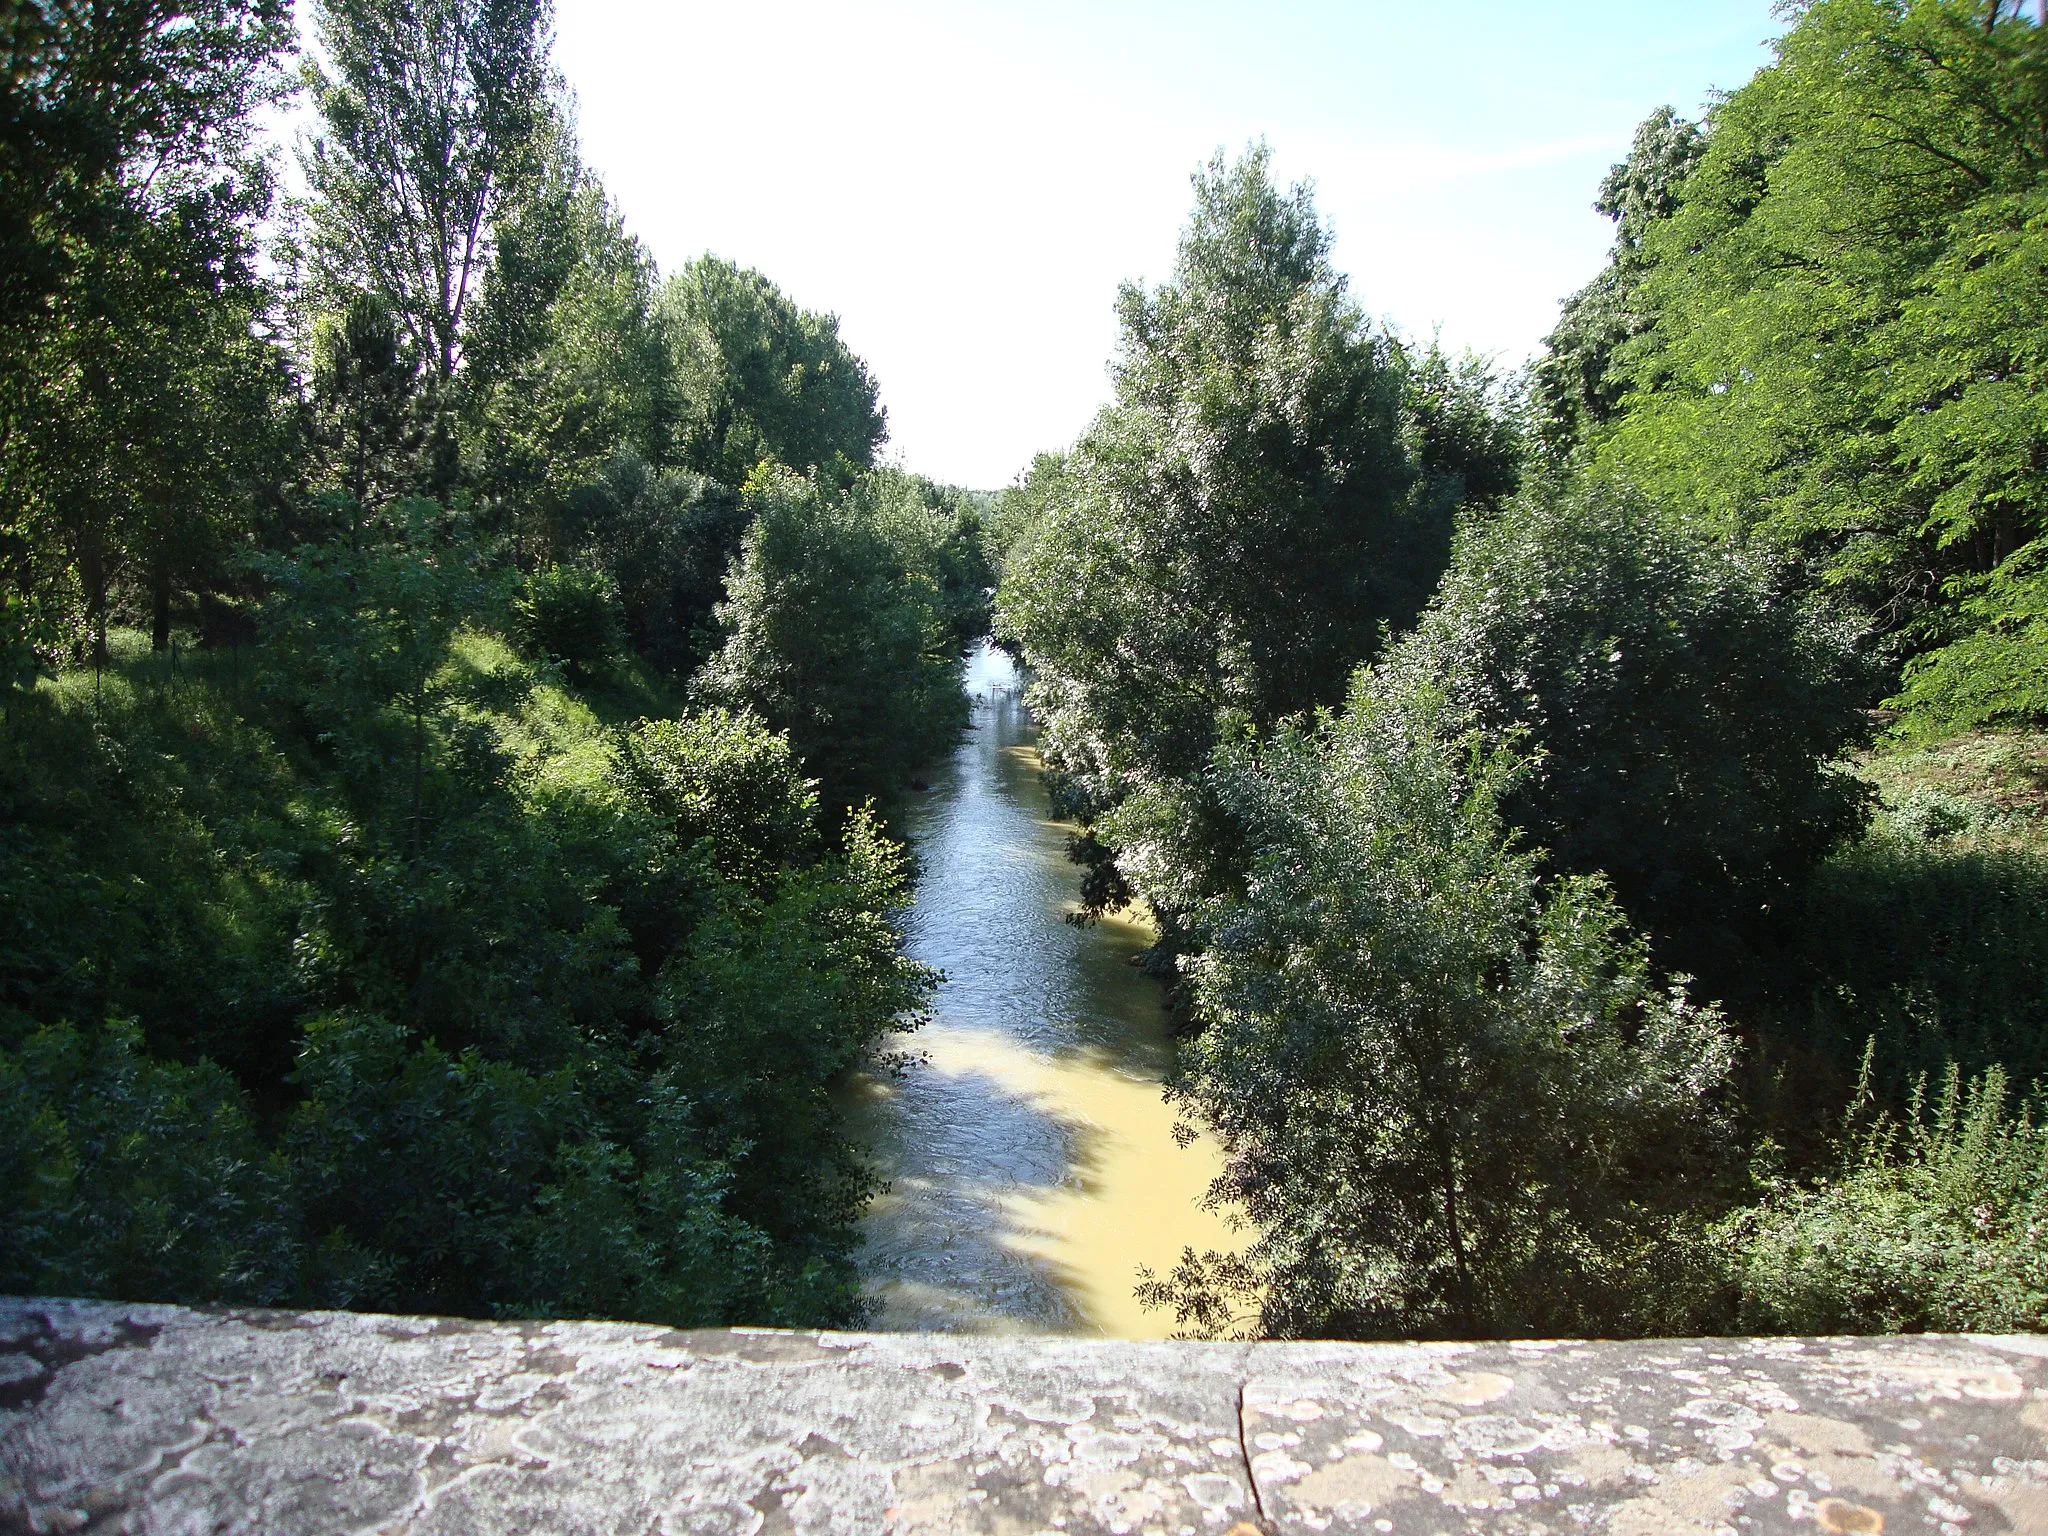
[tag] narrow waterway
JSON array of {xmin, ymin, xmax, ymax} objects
[{"xmin": 845, "ymin": 640, "xmax": 1242, "ymax": 1338}]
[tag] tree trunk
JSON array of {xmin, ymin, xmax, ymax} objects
[
  {"xmin": 1994, "ymin": 505, "xmax": 2020, "ymax": 569},
  {"xmin": 1433, "ymin": 1122, "xmax": 1482, "ymax": 1338},
  {"xmin": 411, "ymin": 688, "xmax": 426, "ymax": 860},
  {"xmin": 150, "ymin": 561, "xmax": 172, "ymax": 652},
  {"xmin": 80, "ymin": 540, "xmax": 110, "ymax": 670}
]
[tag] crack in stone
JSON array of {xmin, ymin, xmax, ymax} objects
[
  {"xmin": 11, "ymin": 1306, "xmax": 2048, "ymax": 1534},
  {"xmin": 1235, "ymin": 1379, "xmax": 1270, "ymax": 1532}
]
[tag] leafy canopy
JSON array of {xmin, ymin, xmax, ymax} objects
[
  {"xmin": 1142, "ymin": 665, "xmax": 1736, "ymax": 1340},
  {"xmin": 998, "ymin": 146, "xmax": 1426, "ymax": 828},
  {"xmin": 1584, "ymin": 0, "xmax": 2048, "ymax": 680}
]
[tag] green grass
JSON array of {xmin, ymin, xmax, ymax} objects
[
  {"xmin": 1762, "ymin": 727, "xmax": 2048, "ymax": 1109},
  {"xmin": 1859, "ymin": 729, "xmax": 2048, "ymax": 844}
]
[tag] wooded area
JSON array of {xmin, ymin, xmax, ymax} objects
[
  {"xmin": 998, "ymin": 0, "xmax": 2048, "ymax": 1339},
  {"xmin": 0, "ymin": 0, "xmax": 982, "ymax": 1324},
  {"xmin": 5, "ymin": 0, "xmax": 2048, "ymax": 1340}
]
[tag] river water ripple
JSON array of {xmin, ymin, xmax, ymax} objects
[{"xmin": 846, "ymin": 640, "xmax": 1241, "ymax": 1337}]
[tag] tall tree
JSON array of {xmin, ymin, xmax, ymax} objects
[
  {"xmin": 466, "ymin": 165, "xmax": 677, "ymax": 555},
  {"xmin": 693, "ymin": 468, "xmax": 965, "ymax": 815},
  {"xmin": 0, "ymin": 0, "xmax": 291, "ymax": 668},
  {"xmin": 301, "ymin": 0, "xmax": 554, "ymax": 382},
  {"xmin": 0, "ymin": 0, "xmax": 288, "ymax": 379},
  {"xmin": 308, "ymin": 291, "xmax": 423, "ymax": 537},
  {"xmin": 659, "ymin": 257, "xmax": 886, "ymax": 487},
  {"xmin": 997, "ymin": 146, "xmax": 1438, "ymax": 918},
  {"xmin": 1532, "ymin": 106, "xmax": 1705, "ymax": 455},
  {"xmin": 1587, "ymin": 0, "xmax": 2048, "ymax": 663}
]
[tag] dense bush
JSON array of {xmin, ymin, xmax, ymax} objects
[
  {"xmin": 1778, "ymin": 817, "xmax": 2048, "ymax": 1097},
  {"xmin": 0, "ymin": 559, "xmax": 933, "ymax": 1323},
  {"xmin": 1384, "ymin": 480, "xmax": 1873, "ymax": 981},
  {"xmin": 860, "ymin": 469, "xmax": 996, "ymax": 654},
  {"xmin": 613, "ymin": 706, "xmax": 822, "ymax": 887},
  {"xmin": 514, "ymin": 562, "xmax": 623, "ymax": 679},
  {"xmin": 1722, "ymin": 1062, "xmax": 2048, "ymax": 1334},
  {"xmin": 0, "ymin": 1022, "xmax": 299, "ymax": 1305},
  {"xmin": 562, "ymin": 451, "xmax": 749, "ymax": 676},
  {"xmin": 1140, "ymin": 665, "xmax": 1736, "ymax": 1341},
  {"xmin": 695, "ymin": 467, "xmax": 968, "ymax": 815},
  {"xmin": 0, "ymin": 0, "xmax": 976, "ymax": 1332}
]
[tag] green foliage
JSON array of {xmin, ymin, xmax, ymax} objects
[
  {"xmin": 3, "ymin": 106, "xmax": 297, "ymax": 663},
  {"xmin": 1533, "ymin": 106, "xmax": 1705, "ymax": 454},
  {"xmin": 1724, "ymin": 1060, "xmax": 2048, "ymax": 1334},
  {"xmin": 3, "ymin": 0, "xmax": 959, "ymax": 1331},
  {"xmin": 1399, "ymin": 343, "xmax": 1524, "ymax": 515},
  {"xmin": 695, "ymin": 467, "xmax": 967, "ymax": 813},
  {"xmin": 255, "ymin": 508, "xmax": 493, "ymax": 851},
  {"xmin": 648, "ymin": 803, "xmax": 932, "ymax": 1273},
  {"xmin": 859, "ymin": 469, "xmax": 997, "ymax": 651},
  {"xmin": 514, "ymin": 563, "xmax": 622, "ymax": 680},
  {"xmin": 0, "ymin": 590, "xmax": 57, "ymax": 691},
  {"xmin": 0, "ymin": 1021, "xmax": 299, "ymax": 1305},
  {"xmin": 281, "ymin": 1010, "xmax": 790, "ymax": 1323},
  {"xmin": 1894, "ymin": 540, "xmax": 2048, "ymax": 732},
  {"xmin": 1141, "ymin": 665, "xmax": 1736, "ymax": 1340},
  {"xmin": 560, "ymin": 452, "xmax": 748, "ymax": 675},
  {"xmin": 0, "ymin": 548, "xmax": 932, "ymax": 1324},
  {"xmin": 0, "ymin": 0, "xmax": 290, "ymax": 392},
  {"xmin": 0, "ymin": 646, "xmax": 314, "ymax": 1081},
  {"xmin": 25, "ymin": 0, "xmax": 2048, "ymax": 1354},
  {"xmin": 1582, "ymin": 1, "xmax": 2048, "ymax": 686},
  {"xmin": 984, "ymin": 451, "xmax": 1072, "ymax": 581},
  {"xmin": 999, "ymin": 146, "xmax": 1423, "ymax": 823},
  {"xmin": 1383, "ymin": 479, "xmax": 1874, "ymax": 974},
  {"xmin": 660, "ymin": 256, "xmax": 886, "ymax": 486},
  {"xmin": 309, "ymin": 292, "xmax": 425, "ymax": 523},
  {"xmin": 612, "ymin": 708, "xmax": 820, "ymax": 887},
  {"xmin": 464, "ymin": 151, "xmax": 679, "ymax": 553}
]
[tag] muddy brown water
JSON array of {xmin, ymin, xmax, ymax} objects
[{"xmin": 846, "ymin": 640, "xmax": 1242, "ymax": 1337}]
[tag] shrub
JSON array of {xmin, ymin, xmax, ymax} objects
[
  {"xmin": 0, "ymin": 1022, "xmax": 300, "ymax": 1305},
  {"xmin": 1386, "ymin": 479, "xmax": 1873, "ymax": 978},
  {"xmin": 514, "ymin": 563, "xmax": 623, "ymax": 680},
  {"xmin": 0, "ymin": 559, "xmax": 931, "ymax": 1327},
  {"xmin": 611, "ymin": 708, "xmax": 820, "ymax": 887},
  {"xmin": 562, "ymin": 451, "xmax": 748, "ymax": 676},
  {"xmin": 1725, "ymin": 1060, "xmax": 2048, "ymax": 1334},
  {"xmin": 283, "ymin": 1011, "xmax": 780, "ymax": 1323},
  {"xmin": 1786, "ymin": 831, "xmax": 2048, "ymax": 1094},
  {"xmin": 1141, "ymin": 665, "xmax": 1737, "ymax": 1340}
]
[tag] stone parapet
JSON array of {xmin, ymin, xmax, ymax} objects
[{"xmin": 4, "ymin": 1297, "xmax": 2047, "ymax": 1533}]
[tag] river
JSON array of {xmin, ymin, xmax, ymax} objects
[{"xmin": 845, "ymin": 640, "xmax": 1241, "ymax": 1338}]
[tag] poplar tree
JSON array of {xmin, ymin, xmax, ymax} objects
[
  {"xmin": 1, "ymin": 0, "xmax": 291, "ymax": 667},
  {"xmin": 301, "ymin": 0, "xmax": 554, "ymax": 383}
]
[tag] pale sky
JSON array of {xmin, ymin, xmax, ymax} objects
[{"xmin": 521, "ymin": 4, "xmax": 1786, "ymax": 487}]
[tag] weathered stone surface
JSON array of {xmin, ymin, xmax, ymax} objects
[{"xmin": 3, "ymin": 1299, "xmax": 2046, "ymax": 1534}]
